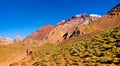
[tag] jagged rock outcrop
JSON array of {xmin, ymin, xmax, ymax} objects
[{"xmin": 107, "ymin": 4, "xmax": 120, "ymax": 18}]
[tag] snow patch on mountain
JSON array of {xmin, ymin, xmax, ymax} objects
[{"xmin": 89, "ymin": 14, "xmax": 101, "ymax": 17}]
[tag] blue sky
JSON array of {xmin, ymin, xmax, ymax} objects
[{"xmin": 0, "ymin": 0, "xmax": 119, "ymax": 38}]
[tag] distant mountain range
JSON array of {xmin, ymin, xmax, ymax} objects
[{"xmin": 0, "ymin": 35, "xmax": 22, "ymax": 44}]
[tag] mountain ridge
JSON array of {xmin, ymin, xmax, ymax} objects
[
  {"xmin": 25, "ymin": 3, "xmax": 120, "ymax": 44},
  {"xmin": 25, "ymin": 14, "xmax": 100, "ymax": 43}
]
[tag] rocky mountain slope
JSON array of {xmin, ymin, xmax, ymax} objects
[
  {"xmin": 25, "ymin": 4, "xmax": 120, "ymax": 44},
  {"xmin": 45, "ymin": 4, "xmax": 120, "ymax": 43},
  {"xmin": 79, "ymin": 4, "xmax": 120, "ymax": 34},
  {"xmin": 25, "ymin": 14, "xmax": 100, "ymax": 43},
  {"xmin": 44, "ymin": 14, "xmax": 100, "ymax": 43},
  {"xmin": 25, "ymin": 25, "xmax": 55, "ymax": 41}
]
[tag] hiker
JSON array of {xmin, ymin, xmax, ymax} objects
[
  {"xmin": 26, "ymin": 49, "xmax": 33, "ymax": 56},
  {"xmin": 26, "ymin": 49, "xmax": 29, "ymax": 56},
  {"xmin": 29, "ymin": 49, "xmax": 33, "ymax": 55}
]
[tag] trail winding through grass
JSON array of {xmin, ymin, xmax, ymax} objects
[{"xmin": 0, "ymin": 54, "xmax": 26, "ymax": 66}]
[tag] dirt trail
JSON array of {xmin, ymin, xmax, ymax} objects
[{"xmin": 0, "ymin": 54, "xmax": 26, "ymax": 66}]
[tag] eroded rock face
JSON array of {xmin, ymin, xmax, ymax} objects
[
  {"xmin": 44, "ymin": 14, "xmax": 100, "ymax": 43},
  {"xmin": 44, "ymin": 25, "xmax": 68, "ymax": 43},
  {"xmin": 24, "ymin": 14, "xmax": 100, "ymax": 44},
  {"xmin": 66, "ymin": 27, "xmax": 80, "ymax": 39},
  {"xmin": 45, "ymin": 26, "xmax": 82, "ymax": 43}
]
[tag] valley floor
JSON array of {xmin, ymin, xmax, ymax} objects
[{"xmin": 0, "ymin": 54, "xmax": 26, "ymax": 66}]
